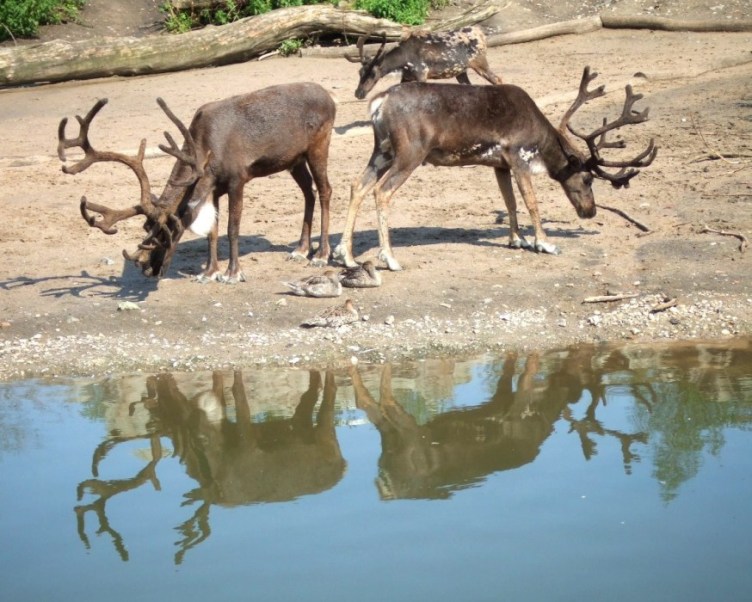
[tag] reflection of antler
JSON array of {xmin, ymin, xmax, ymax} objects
[
  {"xmin": 75, "ymin": 434, "xmax": 163, "ymax": 561},
  {"xmin": 562, "ymin": 397, "xmax": 647, "ymax": 474},
  {"xmin": 174, "ymin": 499, "xmax": 211, "ymax": 566}
]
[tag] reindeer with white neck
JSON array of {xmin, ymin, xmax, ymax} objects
[{"xmin": 333, "ymin": 67, "xmax": 657, "ymax": 271}]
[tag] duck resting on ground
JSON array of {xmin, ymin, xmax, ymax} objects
[
  {"xmin": 301, "ymin": 298, "xmax": 359, "ymax": 328},
  {"xmin": 283, "ymin": 270, "xmax": 342, "ymax": 298},
  {"xmin": 339, "ymin": 260, "xmax": 382, "ymax": 288}
]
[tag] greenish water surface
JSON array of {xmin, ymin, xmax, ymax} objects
[{"xmin": 1, "ymin": 339, "xmax": 751, "ymax": 601}]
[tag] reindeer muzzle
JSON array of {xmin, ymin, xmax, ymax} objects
[{"xmin": 577, "ymin": 203, "xmax": 597, "ymax": 219}]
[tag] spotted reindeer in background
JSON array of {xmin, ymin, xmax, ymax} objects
[{"xmin": 346, "ymin": 26, "xmax": 503, "ymax": 99}]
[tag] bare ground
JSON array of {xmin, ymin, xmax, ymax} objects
[{"xmin": 0, "ymin": 1, "xmax": 751, "ymax": 381}]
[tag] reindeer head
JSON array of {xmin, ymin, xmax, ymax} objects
[
  {"xmin": 346, "ymin": 35, "xmax": 389, "ymax": 99},
  {"xmin": 554, "ymin": 66, "xmax": 657, "ymax": 215},
  {"xmin": 58, "ymin": 98, "xmax": 212, "ymax": 278}
]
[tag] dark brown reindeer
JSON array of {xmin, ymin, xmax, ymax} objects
[
  {"xmin": 333, "ymin": 67, "xmax": 657, "ymax": 271},
  {"xmin": 346, "ymin": 26, "xmax": 502, "ymax": 99},
  {"xmin": 58, "ymin": 82, "xmax": 336, "ymax": 282}
]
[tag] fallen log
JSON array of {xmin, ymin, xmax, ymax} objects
[
  {"xmin": 485, "ymin": 16, "xmax": 602, "ymax": 46},
  {"xmin": 303, "ymin": 9, "xmax": 593, "ymax": 58},
  {"xmin": 0, "ymin": 6, "xmax": 406, "ymax": 87},
  {"xmin": 600, "ymin": 15, "xmax": 752, "ymax": 33}
]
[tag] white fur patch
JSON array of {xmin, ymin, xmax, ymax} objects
[
  {"xmin": 189, "ymin": 201, "xmax": 217, "ymax": 237},
  {"xmin": 519, "ymin": 146, "xmax": 547, "ymax": 174},
  {"xmin": 369, "ymin": 96, "xmax": 385, "ymax": 120}
]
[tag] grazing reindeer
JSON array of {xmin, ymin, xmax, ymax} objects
[
  {"xmin": 345, "ymin": 26, "xmax": 502, "ymax": 99},
  {"xmin": 58, "ymin": 82, "xmax": 336, "ymax": 282},
  {"xmin": 333, "ymin": 67, "xmax": 657, "ymax": 270}
]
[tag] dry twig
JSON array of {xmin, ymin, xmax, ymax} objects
[
  {"xmin": 583, "ymin": 293, "xmax": 640, "ymax": 304},
  {"xmin": 689, "ymin": 114, "xmax": 742, "ymax": 165},
  {"xmin": 650, "ymin": 298, "xmax": 678, "ymax": 313},
  {"xmin": 597, "ymin": 204, "xmax": 651, "ymax": 232},
  {"xmin": 701, "ymin": 225, "xmax": 748, "ymax": 253}
]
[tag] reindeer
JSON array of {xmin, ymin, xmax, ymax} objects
[
  {"xmin": 58, "ymin": 82, "xmax": 336, "ymax": 282},
  {"xmin": 333, "ymin": 67, "xmax": 657, "ymax": 271},
  {"xmin": 345, "ymin": 26, "xmax": 502, "ymax": 99}
]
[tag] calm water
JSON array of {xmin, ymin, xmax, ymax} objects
[{"xmin": 2, "ymin": 340, "xmax": 752, "ymax": 602}]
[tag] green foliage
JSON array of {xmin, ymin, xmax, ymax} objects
[
  {"xmin": 353, "ymin": 0, "xmax": 446, "ymax": 26},
  {"xmin": 0, "ymin": 0, "xmax": 84, "ymax": 41},
  {"xmin": 161, "ymin": 0, "xmax": 333, "ymax": 33},
  {"xmin": 161, "ymin": 0, "xmax": 439, "ymax": 34},
  {"xmin": 278, "ymin": 37, "xmax": 302, "ymax": 56},
  {"xmin": 162, "ymin": 2, "xmax": 194, "ymax": 33}
]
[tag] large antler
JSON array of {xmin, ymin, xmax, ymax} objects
[
  {"xmin": 344, "ymin": 33, "xmax": 387, "ymax": 65},
  {"xmin": 560, "ymin": 66, "xmax": 658, "ymax": 189},
  {"xmin": 344, "ymin": 36, "xmax": 367, "ymax": 63},
  {"xmin": 558, "ymin": 66, "xmax": 606, "ymax": 134},
  {"xmin": 156, "ymin": 97, "xmax": 207, "ymax": 187},
  {"xmin": 58, "ymin": 98, "xmax": 162, "ymax": 234}
]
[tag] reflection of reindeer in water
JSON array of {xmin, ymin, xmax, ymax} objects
[
  {"xmin": 350, "ymin": 354, "xmax": 563, "ymax": 500},
  {"xmin": 350, "ymin": 349, "xmax": 649, "ymax": 499},
  {"xmin": 75, "ymin": 370, "xmax": 344, "ymax": 563}
]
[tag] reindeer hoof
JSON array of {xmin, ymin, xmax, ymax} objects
[
  {"xmin": 218, "ymin": 271, "xmax": 247, "ymax": 284},
  {"xmin": 509, "ymin": 237, "xmax": 533, "ymax": 251},
  {"xmin": 535, "ymin": 241, "xmax": 561, "ymax": 255},
  {"xmin": 194, "ymin": 271, "xmax": 221, "ymax": 284},
  {"xmin": 310, "ymin": 257, "xmax": 329, "ymax": 268},
  {"xmin": 333, "ymin": 244, "xmax": 357, "ymax": 268},
  {"xmin": 287, "ymin": 251, "xmax": 309, "ymax": 264},
  {"xmin": 378, "ymin": 249, "xmax": 403, "ymax": 272}
]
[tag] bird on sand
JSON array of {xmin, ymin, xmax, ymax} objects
[
  {"xmin": 301, "ymin": 298, "xmax": 359, "ymax": 328},
  {"xmin": 282, "ymin": 270, "xmax": 342, "ymax": 298},
  {"xmin": 339, "ymin": 260, "xmax": 382, "ymax": 288}
]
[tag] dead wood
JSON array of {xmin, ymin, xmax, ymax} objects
[
  {"xmin": 302, "ymin": 1, "xmax": 500, "ymax": 58},
  {"xmin": 583, "ymin": 293, "xmax": 640, "ymax": 303},
  {"xmin": 688, "ymin": 114, "xmax": 743, "ymax": 166},
  {"xmin": 486, "ymin": 16, "xmax": 602, "ymax": 47},
  {"xmin": 600, "ymin": 15, "xmax": 752, "ymax": 32},
  {"xmin": 0, "ymin": 6, "xmax": 406, "ymax": 87},
  {"xmin": 650, "ymin": 298, "xmax": 678, "ymax": 313},
  {"xmin": 597, "ymin": 204, "xmax": 651, "ymax": 233},
  {"xmin": 701, "ymin": 225, "xmax": 749, "ymax": 253}
]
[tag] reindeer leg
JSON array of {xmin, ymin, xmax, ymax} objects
[
  {"xmin": 512, "ymin": 170, "xmax": 560, "ymax": 255},
  {"xmin": 456, "ymin": 72, "xmax": 471, "ymax": 85},
  {"xmin": 495, "ymin": 168, "xmax": 532, "ymax": 250},
  {"xmin": 470, "ymin": 56, "xmax": 503, "ymax": 85},
  {"xmin": 220, "ymin": 181, "xmax": 247, "ymax": 283},
  {"xmin": 306, "ymin": 135, "xmax": 333, "ymax": 266},
  {"xmin": 373, "ymin": 156, "xmax": 422, "ymax": 271},
  {"xmin": 333, "ymin": 164, "xmax": 380, "ymax": 268},
  {"xmin": 198, "ymin": 192, "xmax": 222, "ymax": 282},
  {"xmin": 288, "ymin": 162, "xmax": 316, "ymax": 264}
]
